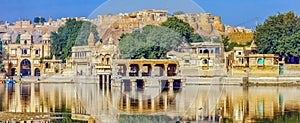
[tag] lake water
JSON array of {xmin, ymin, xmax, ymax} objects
[{"xmin": 0, "ymin": 83, "xmax": 300, "ymax": 123}]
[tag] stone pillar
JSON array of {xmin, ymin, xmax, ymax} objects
[
  {"xmin": 106, "ymin": 74, "xmax": 110, "ymax": 90},
  {"xmin": 51, "ymin": 63, "xmax": 54, "ymax": 73},
  {"xmin": 164, "ymin": 64, "xmax": 168, "ymax": 77},
  {"xmin": 107, "ymin": 74, "xmax": 110, "ymax": 83},
  {"xmin": 169, "ymin": 79, "xmax": 174, "ymax": 88},
  {"xmin": 102, "ymin": 75, "xmax": 105, "ymax": 87},
  {"xmin": 138, "ymin": 64, "xmax": 143, "ymax": 77},
  {"xmin": 169, "ymin": 83, "xmax": 174, "ymax": 97},
  {"xmin": 151, "ymin": 98, "xmax": 155, "ymax": 112},
  {"xmin": 151, "ymin": 64, "xmax": 155, "ymax": 77},
  {"xmin": 164, "ymin": 94, "xmax": 168, "ymax": 110},
  {"xmin": 126, "ymin": 64, "xmax": 130, "ymax": 77},
  {"xmin": 59, "ymin": 63, "xmax": 62, "ymax": 74},
  {"xmin": 29, "ymin": 60, "xmax": 34, "ymax": 76}
]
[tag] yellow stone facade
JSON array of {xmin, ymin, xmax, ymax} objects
[
  {"xmin": 97, "ymin": 10, "xmax": 168, "ymax": 44},
  {"xmin": 175, "ymin": 13, "xmax": 226, "ymax": 36},
  {"xmin": 228, "ymin": 32, "xmax": 254, "ymax": 45},
  {"xmin": 228, "ymin": 42, "xmax": 279, "ymax": 77},
  {"xmin": 71, "ymin": 33, "xmax": 118, "ymax": 76},
  {"xmin": 2, "ymin": 32, "xmax": 51, "ymax": 76},
  {"xmin": 167, "ymin": 42, "xmax": 226, "ymax": 77}
]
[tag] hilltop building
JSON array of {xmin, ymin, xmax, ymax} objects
[
  {"xmin": 97, "ymin": 10, "xmax": 168, "ymax": 44},
  {"xmin": 96, "ymin": 10, "xmax": 253, "ymax": 45}
]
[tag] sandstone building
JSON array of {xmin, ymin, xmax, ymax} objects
[
  {"xmin": 227, "ymin": 41, "xmax": 280, "ymax": 77},
  {"xmin": 167, "ymin": 42, "xmax": 226, "ymax": 77},
  {"xmin": 71, "ymin": 33, "xmax": 118, "ymax": 82},
  {"xmin": 2, "ymin": 32, "xmax": 52, "ymax": 76}
]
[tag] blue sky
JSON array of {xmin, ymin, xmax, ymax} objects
[{"xmin": 1, "ymin": 0, "xmax": 300, "ymax": 28}]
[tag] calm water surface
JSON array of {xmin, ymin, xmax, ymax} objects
[{"xmin": 0, "ymin": 83, "xmax": 300, "ymax": 123}]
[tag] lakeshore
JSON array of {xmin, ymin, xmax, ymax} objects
[{"xmin": 16, "ymin": 75, "xmax": 300, "ymax": 86}]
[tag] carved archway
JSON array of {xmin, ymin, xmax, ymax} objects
[
  {"xmin": 20, "ymin": 59, "xmax": 31, "ymax": 76},
  {"xmin": 34, "ymin": 68, "xmax": 40, "ymax": 76}
]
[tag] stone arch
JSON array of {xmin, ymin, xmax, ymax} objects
[
  {"xmin": 20, "ymin": 59, "xmax": 31, "ymax": 76},
  {"xmin": 34, "ymin": 68, "xmax": 40, "ymax": 76},
  {"xmin": 45, "ymin": 62, "xmax": 50, "ymax": 68},
  {"xmin": 202, "ymin": 59, "xmax": 208, "ymax": 64},
  {"xmin": 203, "ymin": 49, "xmax": 209, "ymax": 54},
  {"xmin": 104, "ymin": 55, "xmax": 111, "ymax": 65},
  {"xmin": 99, "ymin": 54, "xmax": 105, "ymax": 64}
]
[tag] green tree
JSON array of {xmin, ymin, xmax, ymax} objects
[
  {"xmin": 190, "ymin": 33, "xmax": 204, "ymax": 43},
  {"xmin": 161, "ymin": 17, "xmax": 195, "ymax": 43},
  {"xmin": 16, "ymin": 34, "xmax": 21, "ymax": 44},
  {"xmin": 221, "ymin": 35, "xmax": 248, "ymax": 52},
  {"xmin": 221, "ymin": 35, "xmax": 230, "ymax": 52},
  {"xmin": 227, "ymin": 42, "xmax": 244, "ymax": 51},
  {"xmin": 254, "ymin": 11, "xmax": 300, "ymax": 58},
  {"xmin": 277, "ymin": 30, "xmax": 300, "ymax": 57},
  {"xmin": 133, "ymin": 46, "xmax": 168, "ymax": 59},
  {"xmin": 34, "ymin": 16, "xmax": 46, "ymax": 24},
  {"xmin": 173, "ymin": 11, "xmax": 185, "ymax": 15},
  {"xmin": 119, "ymin": 25, "xmax": 181, "ymax": 59},
  {"xmin": 50, "ymin": 19, "xmax": 99, "ymax": 62}
]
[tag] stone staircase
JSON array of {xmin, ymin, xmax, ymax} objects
[
  {"xmin": 61, "ymin": 68, "xmax": 74, "ymax": 77},
  {"xmin": 40, "ymin": 74, "xmax": 74, "ymax": 83}
]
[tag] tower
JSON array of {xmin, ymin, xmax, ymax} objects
[
  {"xmin": 20, "ymin": 32, "xmax": 32, "ymax": 45},
  {"xmin": 2, "ymin": 33, "xmax": 11, "ymax": 45},
  {"xmin": 42, "ymin": 33, "xmax": 51, "ymax": 57},
  {"xmin": 88, "ymin": 32, "xmax": 95, "ymax": 46},
  {"xmin": 42, "ymin": 33, "xmax": 51, "ymax": 45}
]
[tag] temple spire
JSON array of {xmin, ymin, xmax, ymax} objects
[
  {"xmin": 108, "ymin": 36, "xmax": 114, "ymax": 45},
  {"xmin": 88, "ymin": 32, "xmax": 95, "ymax": 46}
]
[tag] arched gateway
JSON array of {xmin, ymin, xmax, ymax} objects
[
  {"xmin": 20, "ymin": 59, "xmax": 31, "ymax": 76},
  {"xmin": 34, "ymin": 68, "xmax": 40, "ymax": 76}
]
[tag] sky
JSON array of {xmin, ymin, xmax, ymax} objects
[{"xmin": 1, "ymin": 0, "xmax": 300, "ymax": 28}]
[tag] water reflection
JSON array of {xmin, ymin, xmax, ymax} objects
[{"xmin": 0, "ymin": 83, "xmax": 300, "ymax": 122}]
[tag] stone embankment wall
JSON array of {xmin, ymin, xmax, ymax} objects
[{"xmin": 283, "ymin": 64, "xmax": 300, "ymax": 76}]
